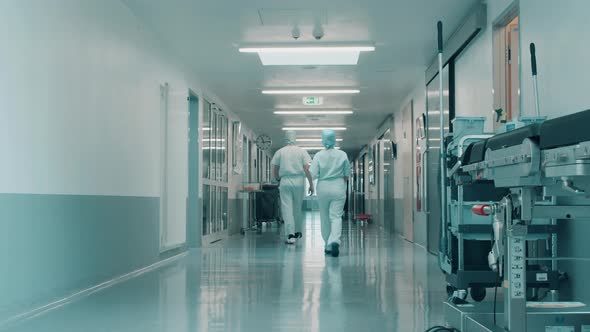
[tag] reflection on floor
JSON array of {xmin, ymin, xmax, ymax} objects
[{"xmin": 4, "ymin": 212, "xmax": 446, "ymax": 332}]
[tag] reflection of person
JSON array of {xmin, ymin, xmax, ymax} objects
[
  {"xmin": 271, "ymin": 130, "xmax": 315, "ymax": 245},
  {"xmin": 310, "ymin": 130, "xmax": 351, "ymax": 257},
  {"xmin": 319, "ymin": 259, "xmax": 345, "ymax": 331}
]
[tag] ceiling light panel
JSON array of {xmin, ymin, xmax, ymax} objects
[
  {"xmin": 274, "ymin": 110, "xmax": 353, "ymax": 115},
  {"xmin": 282, "ymin": 127, "xmax": 347, "ymax": 131},
  {"xmin": 239, "ymin": 46, "xmax": 375, "ymax": 66},
  {"xmin": 297, "ymin": 138, "xmax": 343, "ymax": 142},
  {"xmin": 263, "ymin": 89, "xmax": 360, "ymax": 95}
]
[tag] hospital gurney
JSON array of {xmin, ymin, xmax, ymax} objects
[{"xmin": 444, "ymin": 108, "xmax": 590, "ymax": 331}]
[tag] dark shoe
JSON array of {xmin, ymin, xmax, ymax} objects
[
  {"xmin": 295, "ymin": 232, "xmax": 302, "ymax": 238},
  {"xmin": 324, "ymin": 249, "xmax": 331, "ymax": 255},
  {"xmin": 331, "ymin": 243, "xmax": 340, "ymax": 257}
]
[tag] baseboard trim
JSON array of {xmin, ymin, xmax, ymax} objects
[{"xmin": 0, "ymin": 251, "xmax": 188, "ymax": 328}]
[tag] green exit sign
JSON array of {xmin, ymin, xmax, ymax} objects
[{"xmin": 303, "ymin": 96, "xmax": 323, "ymax": 106}]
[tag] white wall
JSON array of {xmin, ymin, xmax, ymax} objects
[
  {"xmin": 520, "ymin": 0, "xmax": 590, "ymax": 118},
  {"xmin": 0, "ymin": 0, "xmax": 262, "ymax": 246},
  {"xmin": 454, "ymin": 28, "xmax": 495, "ymax": 132},
  {"xmin": 0, "ymin": 0, "xmax": 257, "ymax": 197},
  {"xmin": 0, "ymin": 0, "xmax": 186, "ymax": 197},
  {"xmin": 454, "ymin": 0, "xmax": 517, "ymax": 133}
]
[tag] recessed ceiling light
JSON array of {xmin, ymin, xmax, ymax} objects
[
  {"xmin": 282, "ymin": 127, "xmax": 347, "ymax": 131},
  {"xmin": 297, "ymin": 138, "xmax": 343, "ymax": 142},
  {"xmin": 263, "ymin": 89, "xmax": 360, "ymax": 95},
  {"xmin": 239, "ymin": 46, "xmax": 375, "ymax": 53},
  {"xmin": 274, "ymin": 110, "xmax": 353, "ymax": 115},
  {"xmin": 238, "ymin": 46, "xmax": 375, "ymax": 66}
]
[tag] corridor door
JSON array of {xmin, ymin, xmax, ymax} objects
[
  {"xmin": 425, "ymin": 65, "xmax": 450, "ymax": 254},
  {"xmin": 201, "ymin": 100, "xmax": 229, "ymax": 245},
  {"xmin": 401, "ymin": 101, "xmax": 414, "ymax": 241}
]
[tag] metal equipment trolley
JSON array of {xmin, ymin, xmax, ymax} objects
[{"xmin": 241, "ymin": 183, "xmax": 281, "ymax": 234}]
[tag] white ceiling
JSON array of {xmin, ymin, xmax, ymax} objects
[{"xmin": 122, "ymin": 0, "xmax": 479, "ymax": 155}]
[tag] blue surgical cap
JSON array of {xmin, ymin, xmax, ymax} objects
[
  {"xmin": 322, "ymin": 129, "xmax": 336, "ymax": 149},
  {"xmin": 285, "ymin": 130, "xmax": 297, "ymax": 145}
]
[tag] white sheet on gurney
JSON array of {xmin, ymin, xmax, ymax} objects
[{"xmin": 527, "ymin": 301, "xmax": 586, "ymax": 309}]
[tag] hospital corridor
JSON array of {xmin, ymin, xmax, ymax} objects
[{"xmin": 2, "ymin": 1, "xmax": 590, "ymax": 331}]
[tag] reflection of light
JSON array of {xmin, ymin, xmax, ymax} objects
[
  {"xmin": 203, "ymin": 128, "xmax": 211, "ymax": 131},
  {"xmin": 429, "ymin": 127, "xmax": 449, "ymax": 130},
  {"xmin": 428, "ymin": 110, "xmax": 450, "ymax": 114},
  {"xmin": 205, "ymin": 139, "xmax": 226, "ymax": 142},
  {"xmin": 204, "ymin": 147, "xmax": 227, "ymax": 150},
  {"xmin": 429, "ymin": 138, "xmax": 441, "ymax": 141}
]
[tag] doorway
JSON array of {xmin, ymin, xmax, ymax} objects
[
  {"xmin": 187, "ymin": 91, "xmax": 199, "ymax": 247},
  {"xmin": 201, "ymin": 100, "xmax": 229, "ymax": 245},
  {"xmin": 159, "ymin": 84, "xmax": 190, "ymax": 252},
  {"xmin": 401, "ymin": 101, "xmax": 414, "ymax": 242},
  {"xmin": 425, "ymin": 64, "xmax": 451, "ymax": 254}
]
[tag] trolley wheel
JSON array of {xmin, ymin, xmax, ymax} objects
[
  {"xmin": 240, "ymin": 228, "xmax": 245, "ymax": 235},
  {"xmin": 470, "ymin": 287, "xmax": 486, "ymax": 302}
]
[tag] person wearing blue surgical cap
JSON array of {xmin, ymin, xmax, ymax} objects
[
  {"xmin": 271, "ymin": 130, "xmax": 314, "ymax": 245},
  {"xmin": 310, "ymin": 129, "xmax": 351, "ymax": 257}
]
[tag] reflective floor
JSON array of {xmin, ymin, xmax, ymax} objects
[{"xmin": 4, "ymin": 213, "xmax": 446, "ymax": 332}]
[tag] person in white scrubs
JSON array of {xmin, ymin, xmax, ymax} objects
[
  {"xmin": 271, "ymin": 131, "xmax": 314, "ymax": 244},
  {"xmin": 310, "ymin": 129, "xmax": 350, "ymax": 257}
]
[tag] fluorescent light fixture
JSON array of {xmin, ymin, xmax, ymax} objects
[
  {"xmin": 427, "ymin": 90, "xmax": 450, "ymax": 97},
  {"xmin": 205, "ymin": 139, "xmax": 226, "ymax": 142},
  {"xmin": 239, "ymin": 46, "xmax": 375, "ymax": 66},
  {"xmin": 274, "ymin": 110, "xmax": 353, "ymax": 115},
  {"xmin": 239, "ymin": 46, "xmax": 375, "ymax": 53},
  {"xmin": 297, "ymin": 138, "xmax": 343, "ymax": 142},
  {"xmin": 263, "ymin": 89, "xmax": 360, "ymax": 95},
  {"xmin": 204, "ymin": 147, "xmax": 226, "ymax": 150},
  {"xmin": 203, "ymin": 128, "xmax": 211, "ymax": 131},
  {"xmin": 301, "ymin": 146, "xmax": 341, "ymax": 150},
  {"xmin": 282, "ymin": 127, "xmax": 347, "ymax": 131}
]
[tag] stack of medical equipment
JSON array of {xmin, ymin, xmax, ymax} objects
[{"xmin": 433, "ymin": 20, "xmax": 590, "ymax": 331}]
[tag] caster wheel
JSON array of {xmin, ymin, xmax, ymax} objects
[
  {"xmin": 470, "ymin": 287, "xmax": 486, "ymax": 302},
  {"xmin": 240, "ymin": 228, "xmax": 245, "ymax": 235}
]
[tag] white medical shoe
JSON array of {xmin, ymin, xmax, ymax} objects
[{"xmin": 286, "ymin": 234, "xmax": 297, "ymax": 245}]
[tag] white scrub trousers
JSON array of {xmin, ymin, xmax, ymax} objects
[
  {"xmin": 279, "ymin": 176, "xmax": 305, "ymax": 239},
  {"xmin": 317, "ymin": 178, "xmax": 346, "ymax": 247}
]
